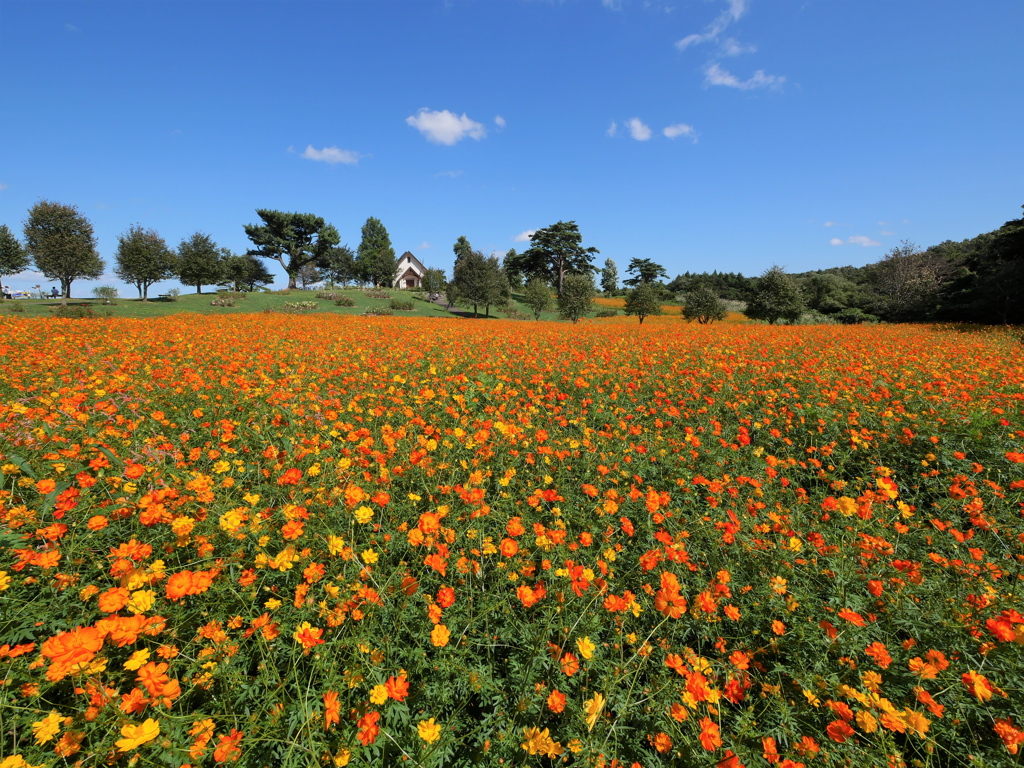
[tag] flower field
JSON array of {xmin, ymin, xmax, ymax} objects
[{"xmin": 1, "ymin": 314, "xmax": 1023, "ymax": 768}]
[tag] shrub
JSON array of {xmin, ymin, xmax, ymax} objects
[
  {"xmin": 7, "ymin": 301, "xmax": 25, "ymax": 313},
  {"xmin": 364, "ymin": 289, "xmax": 391, "ymax": 299},
  {"xmin": 595, "ymin": 309, "xmax": 618, "ymax": 318},
  {"xmin": 48, "ymin": 304, "xmax": 96, "ymax": 318},
  {"xmin": 833, "ymin": 307, "xmax": 879, "ymax": 325},
  {"xmin": 210, "ymin": 298, "xmax": 235, "ymax": 307},
  {"xmin": 282, "ymin": 301, "xmax": 318, "ymax": 312},
  {"xmin": 92, "ymin": 285, "xmax": 119, "ymax": 305},
  {"xmin": 334, "ymin": 296, "xmax": 356, "ymax": 307},
  {"xmin": 217, "ymin": 291, "xmax": 247, "ymax": 299},
  {"xmin": 389, "ymin": 299, "xmax": 414, "ymax": 311},
  {"xmin": 164, "ymin": 287, "xmax": 180, "ymax": 301},
  {"xmin": 362, "ymin": 307, "xmax": 394, "ymax": 316}
]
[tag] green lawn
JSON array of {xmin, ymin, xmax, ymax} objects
[{"xmin": 1, "ymin": 288, "xmax": 622, "ymax": 322}]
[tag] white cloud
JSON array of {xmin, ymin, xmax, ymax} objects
[
  {"xmin": 434, "ymin": 170, "xmax": 463, "ymax": 178},
  {"xmin": 627, "ymin": 117, "xmax": 652, "ymax": 141},
  {"xmin": 823, "ymin": 221, "xmax": 837, "ymax": 227},
  {"xmin": 0, "ymin": 183, "xmax": 8, "ymax": 192},
  {"xmin": 720, "ymin": 37, "xmax": 756, "ymax": 56},
  {"xmin": 606, "ymin": 121, "xmax": 618, "ymax": 138},
  {"xmin": 663, "ymin": 123, "xmax": 697, "ymax": 141},
  {"xmin": 494, "ymin": 115, "xmax": 506, "ymax": 130},
  {"xmin": 704, "ymin": 62, "xmax": 784, "ymax": 90},
  {"xmin": 878, "ymin": 220, "xmax": 890, "ymax": 226},
  {"xmin": 406, "ymin": 108, "xmax": 486, "ymax": 145},
  {"xmin": 676, "ymin": 0, "xmax": 747, "ymax": 50},
  {"xmin": 419, "ymin": 242, "xmax": 431, "ymax": 249},
  {"xmin": 513, "ymin": 230, "xmax": 536, "ymax": 243},
  {"xmin": 602, "ymin": 0, "xmax": 623, "ymax": 9},
  {"xmin": 848, "ymin": 235, "xmax": 881, "ymax": 247},
  {"xmin": 880, "ymin": 230, "xmax": 895, "ymax": 236},
  {"xmin": 64, "ymin": 23, "xmax": 78, "ymax": 32},
  {"xmin": 831, "ymin": 235, "xmax": 881, "ymax": 247},
  {"xmin": 301, "ymin": 145, "xmax": 362, "ymax": 165}
]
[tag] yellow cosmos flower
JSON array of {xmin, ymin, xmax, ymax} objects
[
  {"xmin": 32, "ymin": 711, "xmax": 62, "ymax": 744},
  {"xmin": 418, "ymin": 717, "xmax": 441, "ymax": 743},
  {"xmin": 0, "ymin": 571, "xmax": 11, "ymax": 592},
  {"xmin": 115, "ymin": 718, "xmax": 160, "ymax": 752},
  {"xmin": 583, "ymin": 692, "xmax": 606, "ymax": 732},
  {"xmin": 361, "ymin": 549, "xmax": 379, "ymax": 564},
  {"xmin": 430, "ymin": 624, "xmax": 450, "ymax": 647},
  {"xmin": 575, "ymin": 636, "xmax": 596, "ymax": 660},
  {"xmin": 126, "ymin": 589, "xmax": 156, "ymax": 615},
  {"xmin": 354, "ymin": 506, "xmax": 374, "ymax": 524},
  {"xmin": 369, "ymin": 684, "xmax": 388, "ymax": 705},
  {"xmin": 124, "ymin": 649, "xmax": 151, "ymax": 671}
]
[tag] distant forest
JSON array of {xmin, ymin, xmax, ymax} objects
[{"xmin": 667, "ymin": 206, "xmax": 1024, "ymax": 325}]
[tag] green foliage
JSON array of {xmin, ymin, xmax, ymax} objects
[
  {"xmin": 744, "ymin": 265, "xmax": 805, "ymax": 324},
  {"xmin": 682, "ymin": 284, "xmax": 727, "ymax": 324},
  {"xmin": 595, "ymin": 309, "xmax": 618, "ymax": 317},
  {"xmin": 421, "ymin": 267, "xmax": 447, "ymax": 297},
  {"xmin": 502, "ymin": 249, "xmax": 523, "ymax": 289},
  {"xmin": 522, "ymin": 277, "xmax": 554, "ymax": 319},
  {"xmin": 91, "ymin": 285, "xmax": 119, "ymax": 305},
  {"xmin": 513, "ymin": 221, "xmax": 599, "ymax": 295},
  {"xmin": 357, "ymin": 217, "xmax": 398, "ymax": 288},
  {"xmin": 556, "ymin": 272, "xmax": 595, "ymax": 323},
  {"xmin": 164, "ymin": 287, "xmax": 180, "ymax": 300},
  {"xmin": 244, "ymin": 209, "xmax": 341, "ymax": 289},
  {"xmin": 600, "ymin": 257, "xmax": 618, "ymax": 293},
  {"xmin": 450, "ymin": 245, "xmax": 508, "ymax": 317},
  {"xmin": 623, "ymin": 257, "xmax": 668, "ymax": 287},
  {"xmin": 23, "ymin": 200, "xmax": 104, "ymax": 301},
  {"xmin": 390, "ymin": 298, "xmax": 415, "ymax": 311},
  {"xmin": 177, "ymin": 232, "xmax": 223, "ymax": 294},
  {"xmin": 0, "ymin": 224, "xmax": 30, "ymax": 290},
  {"xmin": 221, "ymin": 251, "xmax": 274, "ymax": 292},
  {"xmin": 114, "ymin": 224, "xmax": 177, "ymax": 300},
  {"xmin": 623, "ymin": 282, "xmax": 663, "ymax": 324},
  {"xmin": 321, "ymin": 244, "xmax": 358, "ymax": 287},
  {"xmin": 868, "ymin": 240, "xmax": 949, "ymax": 322}
]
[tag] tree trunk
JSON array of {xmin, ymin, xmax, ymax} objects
[
  {"xmin": 142, "ymin": 285, "xmax": 149, "ymax": 301},
  {"xmin": 61, "ymin": 279, "xmax": 70, "ymax": 307},
  {"xmin": 197, "ymin": 284, "xmax": 202, "ymax": 294}
]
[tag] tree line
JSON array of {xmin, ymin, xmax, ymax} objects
[{"xmin": 0, "ymin": 203, "xmax": 404, "ymax": 303}]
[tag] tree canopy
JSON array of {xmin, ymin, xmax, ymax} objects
[
  {"xmin": 356, "ymin": 217, "xmax": 397, "ymax": 288},
  {"xmin": 522, "ymin": 277, "xmax": 553, "ymax": 320},
  {"xmin": 450, "ymin": 245, "xmax": 508, "ymax": 317},
  {"xmin": 510, "ymin": 221, "xmax": 599, "ymax": 295},
  {"xmin": 0, "ymin": 225, "xmax": 30, "ymax": 299},
  {"xmin": 115, "ymin": 225, "xmax": 177, "ymax": 300},
  {"xmin": 221, "ymin": 251, "xmax": 274, "ymax": 292},
  {"xmin": 623, "ymin": 282, "xmax": 663, "ymax": 325},
  {"xmin": 244, "ymin": 210, "xmax": 340, "ymax": 289},
  {"xmin": 744, "ymin": 266, "xmax": 805, "ymax": 324},
  {"xmin": 600, "ymin": 258, "xmax": 618, "ymax": 294},
  {"xmin": 24, "ymin": 200, "xmax": 104, "ymax": 304},
  {"xmin": 623, "ymin": 258, "xmax": 667, "ymax": 287},
  {"xmin": 178, "ymin": 232, "xmax": 223, "ymax": 294},
  {"xmin": 682, "ymin": 284, "xmax": 727, "ymax": 324},
  {"xmin": 556, "ymin": 272, "xmax": 595, "ymax": 323}
]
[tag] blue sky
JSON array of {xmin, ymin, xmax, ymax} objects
[{"xmin": 1, "ymin": 0, "xmax": 1022, "ymax": 295}]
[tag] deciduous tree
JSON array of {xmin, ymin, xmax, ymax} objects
[
  {"xmin": 523, "ymin": 277, "xmax": 553, "ymax": 320},
  {"xmin": 557, "ymin": 273, "xmax": 595, "ymax": 324},
  {"xmin": 623, "ymin": 258, "xmax": 667, "ymax": 287},
  {"xmin": 0, "ymin": 224, "xmax": 29, "ymax": 301},
  {"xmin": 244, "ymin": 210, "xmax": 340, "ymax": 289},
  {"xmin": 24, "ymin": 200, "xmax": 104, "ymax": 305},
  {"xmin": 178, "ymin": 232, "xmax": 223, "ymax": 294},
  {"xmin": 221, "ymin": 252, "xmax": 274, "ymax": 292},
  {"xmin": 624, "ymin": 282, "xmax": 663, "ymax": 325},
  {"xmin": 682, "ymin": 284, "xmax": 727, "ymax": 324},
  {"xmin": 114, "ymin": 225, "xmax": 177, "ymax": 300},
  {"xmin": 321, "ymin": 245, "xmax": 357, "ymax": 287},
  {"xmin": 744, "ymin": 265, "xmax": 805, "ymax": 324},
  {"xmin": 421, "ymin": 267, "xmax": 447, "ymax": 298}
]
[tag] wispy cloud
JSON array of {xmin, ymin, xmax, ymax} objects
[
  {"xmin": 434, "ymin": 170, "xmax": 463, "ymax": 178},
  {"xmin": 494, "ymin": 115, "xmax": 506, "ymax": 130},
  {"xmin": 406, "ymin": 108, "xmax": 486, "ymax": 146},
  {"xmin": 64, "ymin": 23, "xmax": 79, "ymax": 32},
  {"xmin": 823, "ymin": 221, "xmax": 838, "ymax": 227},
  {"xmin": 720, "ymin": 37, "xmax": 756, "ymax": 56},
  {"xmin": 301, "ymin": 145, "xmax": 362, "ymax": 165},
  {"xmin": 880, "ymin": 230, "xmax": 895, "ymax": 236},
  {"xmin": 602, "ymin": 0, "xmax": 623, "ymax": 9},
  {"xmin": 676, "ymin": 0, "xmax": 747, "ymax": 50},
  {"xmin": 419, "ymin": 242, "xmax": 431, "ymax": 249},
  {"xmin": 627, "ymin": 117, "xmax": 652, "ymax": 141},
  {"xmin": 663, "ymin": 123, "xmax": 698, "ymax": 141},
  {"xmin": 832, "ymin": 235, "xmax": 882, "ymax": 247},
  {"xmin": 0, "ymin": 183, "xmax": 8, "ymax": 192},
  {"xmin": 513, "ymin": 230, "xmax": 536, "ymax": 243},
  {"xmin": 704, "ymin": 62, "xmax": 784, "ymax": 90},
  {"xmin": 606, "ymin": 121, "xmax": 618, "ymax": 138}
]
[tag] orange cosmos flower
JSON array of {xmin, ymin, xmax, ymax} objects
[
  {"xmin": 293, "ymin": 622, "xmax": 325, "ymax": 653},
  {"xmin": 277, "ymin": 468, "xmax": 302, "ymax": 486},
  {"xmin": 547, "ymin": 689, "xmax": 566, "ymax": 713},
  {"xmin": 430, "ymin": 624, "xmax": 450, "ymax": 647},
  {"xmin": 41, "ymin": 626, "xmax": 103, "ymax": 667},
  {"xmin": 436, "ymin": 586, "xmax": 455, "ymax": 608},
  {"xmin": 762, "ymin": 736, "xmax": 780, "ymax": 764},
  {"xmin": 651, "ymin": 732, "xmax": 672, "ymax": 753},
  {"xmin": 97, "ymin": 587, "xmax": 130, "ymax": 613},
  {"xmin": 499, "ymin": 538, "xmax": 519, "ymax": 557},
  {"xmin": 837, "ymin": 608, "xmax": 865, "ymax": 627},
  {"xmin": 385, "ymin": 672, "xmax": 410, "ymax": 701},
  {"xmin": 356, "ymin": 711, "xmax": 380, "ymax": 746},
  {"xmin": 560, "ymin": 652, "xmax": 580, "ymax": 677},
  {"xmin": 115, "ymin": 718, "xmax": 160, "ymax": 752},
  {"xmin": 962, "ymin": 670, "xmax": 1005, "ymax": 701},
  {"xmin": 324, "ymin": 691, "xmax": 340, "ymax": 730},
  {"xmin": 213, "ymin": 728, "xmax": 244, "ymax": 762},
  {"xmin": 864, "ymin": 641, "xmax": 892, "ymax": 669},
  {"xmin": 995, "ymin": 718, "xmax": 1024, "ymax": 755},
  {"xmin": 826, "ymin": 719, "xmax": 854, "ymax": 743},
  {"xmin": 698, "ymin": 717, "xmax": 721, "ymax": 750}
]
